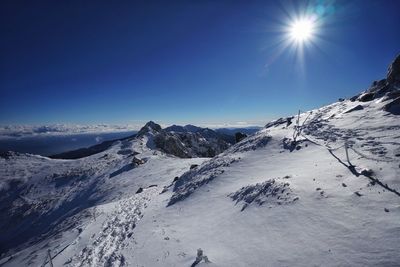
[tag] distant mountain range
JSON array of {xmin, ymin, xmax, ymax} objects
[{"xmin": 50, "ymin": 123, "xmax": 260, "ymax": 159}]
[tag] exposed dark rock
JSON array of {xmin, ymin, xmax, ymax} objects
[
  {"xmin": 387, "ymin": 54, "xmax": 400, "ymax": 85},
  {"xmin": 140, "ymin": 122, "xmax": 232, "ymax": 158},
  {"xmin": 349, "ymin": 94, "xmax": 360, "ymax": 102},
  {"xmin": 99, "ymin": 153, "xmax": 110, "ymax": 159},
  {"xmin": 136, "ymin": 187, "xmax": 143, "ymax": 194},
  {"xmin": 372, "ymin": 79, "xmax": 387, "ymax": 87},
  {"xmin": 283, "ymin": 138, "xmax": 305, "ymax": 152},
  {"xmin": 383, "ymin": 96, "xmax": 400, "ymax": 115},
  {"xmin": 361, "ymin": 168, "xmax": 374, "ymax": 176},
  {"xmin": 358, "ymin": 93, "xmax": 375, "ymax": 102},
  {"xmin": 190, "ymin": 164, "xmax": 198, "ymax": 170},
  {"xmin": 352, "ymin": 54, "xmax": 400, "ymax": 103},
  {"xmin": 386, "ymin": 90, "xmax": 400, "ymax": 100},
  {"xmin": 282, "ymin": 138, "xmax": 295, "ymax": 151},
  {"xmin": 160, "ymin": 186, "xmax": 168, "ymax": 194},
  {"xmin": 154, "ymin": 135, "xmax": 190, "ymax": 158},
  {"xmin": 265, "ymin": 117, "xmax": 294, "ymax": 129},
  {"xmin": 235, "ymin": 132, "xmax": 247, "ymax": 143},
  {"xmin": 344, "ymin": 105, "xmax": 364, "ymax": 113},
  {"xmin": 132, "ymin": 156, "xmax": 146, "ymax": 167}
]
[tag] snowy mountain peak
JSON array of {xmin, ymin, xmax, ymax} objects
[{"xmin": 137, "ymin": 121, "xmax": 162, "ymax": 136}]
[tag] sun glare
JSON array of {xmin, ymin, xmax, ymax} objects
[
  {"xmin": 265, "ymin": 3, "xmax": 326, "ymax": 70},
  {"xmin": 289, "ymin": 18, "xmax": 315, "ymax": 42}
]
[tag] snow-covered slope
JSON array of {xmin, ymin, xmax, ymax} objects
[
  {"xmin": 1, "ymin": 56, "xmax": 400, "ymax": 266},
  {"xmin": 0, "ymin": 134, "xmax": 207, "ymax": 266}
]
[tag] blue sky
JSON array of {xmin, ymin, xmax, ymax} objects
[{"xmin": 0, "ymin": 0, "xmax": 399, "ymax": 127}]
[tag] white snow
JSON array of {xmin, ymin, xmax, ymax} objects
[{"xmin": 1, "ymin": 98, "xmax": 399, "ymax": 267}]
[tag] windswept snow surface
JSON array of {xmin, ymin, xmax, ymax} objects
[
  {"xmin": 1, "ymin": 99, "xmax": 400, "ymax": 266},
  {"xmin": 0, "ymin": 135, "xmax": 206, "ymax": 266}
]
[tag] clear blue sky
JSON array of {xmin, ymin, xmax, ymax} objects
[{"xmin": 1, "ymin": 0, "xmax": 399, "ymax": 126}]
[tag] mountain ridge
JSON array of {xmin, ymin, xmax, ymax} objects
[{"xmin": 50, "ymin": 122, "xmax": 239, "ymax": 160}]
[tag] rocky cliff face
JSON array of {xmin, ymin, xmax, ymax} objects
[
  {"xmin": 137, "ymin": 121, "xmax": 232, "ymax": 158},
  {"xmin": 387, "ymin": 54, "xmax": 400, "ymax": 85},
  {"xmin": 353, "ymin": 54, "xmax": 400, "ymax": 114}
]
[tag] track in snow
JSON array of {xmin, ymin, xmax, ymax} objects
[{"xmin": 68, "ymin": 187, "xmax": 158, "ymax": 267}]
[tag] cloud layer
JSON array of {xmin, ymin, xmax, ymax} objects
[
  {"xmin": 0, "ymin": 120, "xmax": 266, "ymax": 139},
  {"xmin": 0, "ymin": 124, "xmax": 140, "ymax": 139}
]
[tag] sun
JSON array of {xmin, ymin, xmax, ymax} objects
[
  {"xmin": 289, "ymin": 18, "xmax": 315, "ymax": 43},
  {"xmin": 264, "ymin": 4, "xmax": 325, "ymax": 69}
]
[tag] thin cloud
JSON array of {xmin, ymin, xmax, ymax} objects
[{"xmin": 0, "ymin": 124, "xmax": 140, "ymax": 139}]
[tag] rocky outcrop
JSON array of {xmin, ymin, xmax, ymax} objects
[
  {"xmin": 137, "ymin": 122, "xmax": 231, "ymax": 158},
  {"xmin": 344, "ymin": 104, "xmax": 363, "ymax": 113},
  {"xmin": 235, "ymin": 132, "xmax": 247, "ymax": 143},
  {"xmin": 137, "ymin": 121, "xmax": 162, "ymax": 136},
  {"xmin": 132, "ymin": 156, "xmax": 146, "ymax": 167},
  {"xmin": 387, "ymin": 54, "xmax": 400, "ymax": 85},
  {"xmin": 383, "ymin": 96, "xmax": 400, "ymax": 115},
  {"xmin": 352, "ymin": 54, "xmax": 400, "ymax": 115},
  {"xmin": 265, "ymin": 117, "xmax": 293, "ymax": 128},
  {"xmin": 153, "ymin": 134, "xmax": 191, "ymax": 158}
]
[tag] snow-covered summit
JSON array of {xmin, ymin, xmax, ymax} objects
[{"xmin": 137, "ymin": 121, "xmax": 163, "ymax": 137}]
